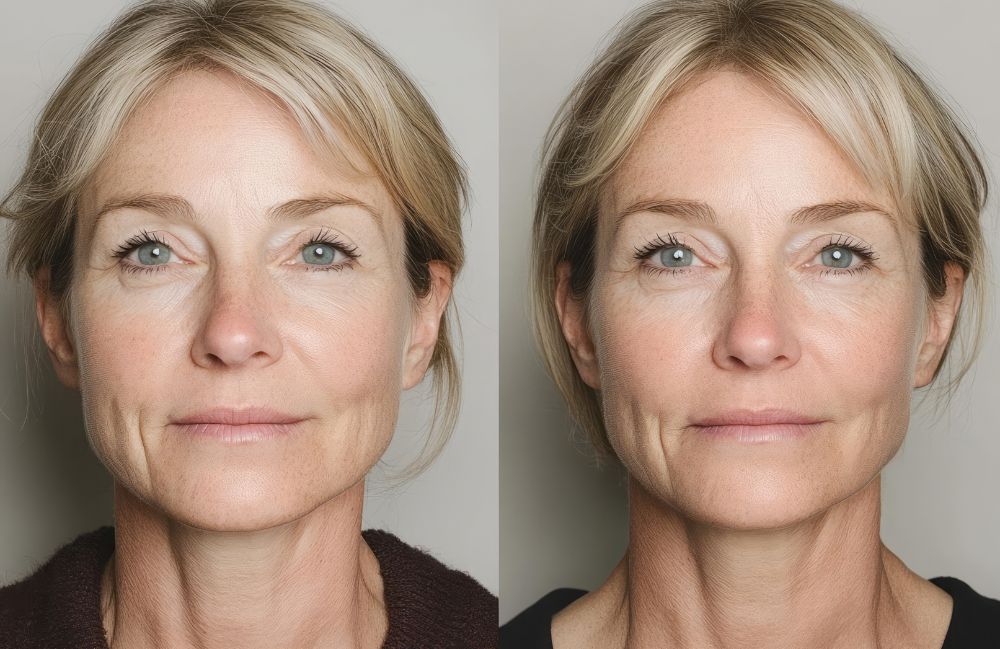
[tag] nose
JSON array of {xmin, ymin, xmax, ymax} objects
[
  {"xmin": 711, "ymin": 269, "xmax": 801, "ymax": 372},
  {"xmin": 190, "ymin": 268, "xmax": 283, "ymax": 369}
]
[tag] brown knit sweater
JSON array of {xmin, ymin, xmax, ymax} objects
[{"xmin": 0, "ymin": 526, "xmax": 497, "ymax": 648}]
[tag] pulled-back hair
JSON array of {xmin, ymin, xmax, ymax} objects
[
  {"xmin": 1, "ymin": 0, "xmax": 467, "ymax": 475},
  {"xmin": 532, "ymin": 0, "xmax": 989, "ymax": 457}
]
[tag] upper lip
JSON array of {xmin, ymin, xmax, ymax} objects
[
  {"xmin": 171, "ymin": 407, "xmax": 306, "ymax": 425},
  {"xmin": 692, "ymin": 408, "xmax": 825, "ymax": 427}
]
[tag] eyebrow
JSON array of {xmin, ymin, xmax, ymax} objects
[
  {"xmin": 612, "ymin": 198, "xmax": 897, "ymax": 235},
  {"xmin": 91, "ymin": 192, "xmax": 382, "ymax": 230}
]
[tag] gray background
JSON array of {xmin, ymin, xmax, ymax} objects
[
  {"xmin": 0, "ymin": 1, "xmax": 498, "ymax": 593},
  {"xmin": 500, "ymin": 0, "xmax": 1000, "ymax": 623}
]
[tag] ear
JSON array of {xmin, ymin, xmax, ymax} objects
[
  {"xmin": 913, "ymin": 261, "xmax": 965, "ymax": 389},
  {"xmin": 402, "ymin": 261, "xmax": 453, "ymax": 390},
  {"xmin": 554, "ymin": 261, "xmax": 600, "ymax": 389},
  {"xmin": 33, "ymin": 266, "xmax": 80, "ymax": 390}
]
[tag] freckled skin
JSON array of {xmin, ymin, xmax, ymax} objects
[
  {"xmin": 554, "ymin": 69, "xmax": 962, "ymax": 648},
  {"xmin": 47, "ymin": 68, "xmax": 445, "ymax": 532},
  {"xmin": 586, "ymin": 71, "xmax": 926, "ymax": 529},
  {"xmin": 33, "ymin": 67, "xmax": 451, "ymax": 648}
]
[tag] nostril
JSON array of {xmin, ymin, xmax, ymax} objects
[{"xmin": 714, "ymin": 311, "xmax": 801, "ymax": 371}]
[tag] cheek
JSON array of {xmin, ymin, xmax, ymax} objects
[
  {"xmin": 590, "ymin": 284, "xmax": 709, "ymax": 468},
  {"xmin": 595, "ymin": 288, "xmax": 702, "ymax": 413},
  {"xmin": 71, "ymin": 292, "xmax": 159, "ymax": 484},
  {"xmin": 69, "ymin": 269, "xmax": 414, "ymax": 475},
  {"xmin": 809, "ymin": 283, "xmax": 919, "ymax": 460},
  {"xmin": 591, "ymin": 274, "xmax": 921, "ymax": 457},
  {"xmin": 285, "ymin": 278, "xmax": 412, "ymax": 402},
  {"xmin": 802, "ymin": 275, "xmax": 920, "ymax": 414},
  {"xmin": 593, "ymin": 268, "xmax": 719, "ymax": 390}
]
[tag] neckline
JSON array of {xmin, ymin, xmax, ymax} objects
[
  {"xmin": 44, "ymin": 526, "xmax": 450, "ymax": 649},
  {"xmin": 540, "ymin": 579, "xmax": 966, "ymax": 649}
]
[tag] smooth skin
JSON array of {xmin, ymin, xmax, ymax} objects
[
  {"xmin": 35, "ymin": 68, "xmax": 451, "ymax": 649},
  {"xmin": 554, "ymin": 69, "xmax": 961, "ymax": 649}
]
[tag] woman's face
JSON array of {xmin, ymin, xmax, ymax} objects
[
  {"xmin": 47, "ymin": 69, "xmax": 446, "ymax": 531},
  {"xmin": 560, "ymin": 70, "xmax": 962, "ymax": 529}
]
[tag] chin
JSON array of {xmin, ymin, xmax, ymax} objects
[
  {"xmin": 643, "ymin": 460, "xmax": 851, "ymax": 532},
  {"xmin": 683, "ymin": 492, "xmax": 829, "ymax": 531},
  {"xmin": 128, "ymin": 423, "xmax": 378, "ymax": 532},
  {"xmin": 174, "ymin": 481, "xmax": 314, "ymax": 532},
  {"xmin": 148, "ymin": 461, "xmax": 358, "ymax": 533}
]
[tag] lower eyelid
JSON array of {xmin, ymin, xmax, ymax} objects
[
  {"xmin": 118, "ymin": 258, "xmax": 185, "ymax": 275},
  {"xmin": 637, "ymin": 255, "xmax": 875, "ymax": 279},
  {"xmin": 301, "ymin": 259, "xmax": 355, "ymax": 272},
  {"xmin": 816, "ymin": 260, "xmax": 875, "ymax": 277},
  {"xmin": 640, "ymin": 262, "xmax": 698, "ymax": 277}
]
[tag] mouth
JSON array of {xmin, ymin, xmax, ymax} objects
[
  {"xmin": 169, "ymin": 407, "xmax": 308, "ymax": 443},
  {"xmin": 690, "ymin": 408, "xmax": 826, "ymax": 442}
]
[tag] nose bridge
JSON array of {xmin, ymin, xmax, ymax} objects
[
  {"xmin": 212, "ymin": 257, "xmax": 267, "ymax": 305},
  {"xmin": 731, "ymin": 258, "xmax": 783, "ymax": 314},
  {"xmin": 193, "ymin": 260, "xmax": 282, "ymax": 368},
  {"xmin": 714, "ymin": 259, "xmax": 800, "ymax": 371}
]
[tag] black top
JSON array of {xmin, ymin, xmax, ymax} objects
[
  {"xmin": 500, "ymin": 577, "xmax": 1000, "ymax": 648},
  {"xmin": 0, "ymin": 526, "xmax": 498, "ymax": 649}
]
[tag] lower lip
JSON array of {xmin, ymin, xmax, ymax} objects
[
  {"xmin": 170, "ymin": 421, "xmax": 303, "ymax": 443},
  {"xmin": 694, "ymin": 422, "xmax": 823, "ymax": 442}
]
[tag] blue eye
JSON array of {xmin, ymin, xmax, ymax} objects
[
  {"xmin": 635, "ymin": 233, "xmax": 700, "ymax": 276},
  {"xmin": 299, "ymin": 229, "xmax": 359, "ymax": 272},
  {"xmin": 112, "ymin": 227, "xmax": 361, "ymax": 276},
  {"xmin": 821, "ymin": 246, "xmax": 853, "ymax": 268},
  {"xmin": 112, "ymin": 229, "xmax": 176, "ymax": 275},
  {"xmin": 658, "ymin": 246, "xmax": 693, "ymax": 267},
  {"xmin": 302, "ymin": 242, "xmax": 342, "ymax": 266},
  {"xmin": 135, "ymin": 240, "xmax": 172, "ymax": 266},
  {"xmin": 815, "ymin": 235, "xmax": 878, "ymax": 277}
]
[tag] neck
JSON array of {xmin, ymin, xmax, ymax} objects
[
  {"xmin": 565, "ymin": 474, "xmax": 938, "ymax": 649},
  {"xmin": 100, "ymin": 482, "xmax": 386, "ymax": 649}
]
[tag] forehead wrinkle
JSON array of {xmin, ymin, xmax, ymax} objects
[
  {"xmin": 611, "ymin": 197, "xmax": 899, "ymax": 240},
  {"xmin": 88, "ymin": 192, "xmax": 384, "ymax": 234},
  {"xmin": 790, "ymin": 200, "xmax": 899, "ymax": 238},
  {"xmin": 612, "ymin": 198, "xmax": 717, "ymax": 236}
]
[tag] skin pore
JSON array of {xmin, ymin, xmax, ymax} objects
[
  {"xmin": 553, "ymin": 70, "xmax": 964, "ymax": 649},
  {"xmin": 33, "ymin": 68, "xmax": 451, "ymax": 649}
]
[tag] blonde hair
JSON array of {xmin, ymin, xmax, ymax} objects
[
  {"xmin": 1, "ymin": 0, "xmax": 466, "ymax": 475},
  {"xmin": 532, "ymin": 0, "xmax": 990, "ymax": 457}
]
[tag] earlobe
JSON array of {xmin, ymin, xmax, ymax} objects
[
  {"xmin": 401, "ymin": 261, "xmax": 453, "ymax": 390},
  {"xmin": 554, "ymin": 262, "xmax": 601, "ymax": 389},
  {"xmin": 33, "ymin": 266, "xmax": 80, "ymax": 391},
  {"xmin": 913, "ymin": 262, "xmax": 965, "ymax": 389}
]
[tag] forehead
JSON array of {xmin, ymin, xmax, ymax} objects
[
  {"xmin": 604, "ymin": 69, "xmax": 895, "ymax": 223},
  {"xmin": 80, "ymin": 68, "xmax": 396, "ymax": 230}
]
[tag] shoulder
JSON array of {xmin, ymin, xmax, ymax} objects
[
  {"xmin": 0, "ymin": 526, "xmax": 115, "ymax": 647},
  {"xmin": 500, "ymin": 588, "xmax": 587, "ymax": 649},
  {"xmin": 930, "ymin": 576, "xmax": 1000, "ymax": 648},
  {"xmin": 362, "ymin": 528, "xmax": 497, "ymax": 648}
]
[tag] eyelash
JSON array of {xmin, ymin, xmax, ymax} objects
[
  {"xmin": 633, "ymin": 234, "xmax": 692, "ymax": 277},
  {"xmin": 300, "ymin": 228, "xmax": 360, "ymax": 272},
  {"xmin": 632, "ymin": 233, "xmax": 879, "ymax": 278},
  {"xmin": 815, "ymin": 234, "xmax": 878, "ymax": 277},
  {"xmin": 110, "ymin": 227, "xmax": 359, "ymax": 275}
]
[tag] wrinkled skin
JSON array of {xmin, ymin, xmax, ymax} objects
[
  {"xmin": 37, "ymin": 68, "xmax": 450, "ymax": 532},
  {"xmin": 35, "ymin": 68, "xmax": 451, "ymax": 648},
  {"xmin": 559, "ymin": 69, "xmax": 959, "ymax": 532},
  {"xmin": 554, "ymin": 69, "xmax": 962, "ymax": 649}
]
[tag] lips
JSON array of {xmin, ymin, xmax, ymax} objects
[
  {"xmin": 692, "ymin": 408, "xmax": 824, "ymax": 427},
  {"xmin": 169, "ymin": 407, "xmax": 307, "ymax": 443},
  {"xmin": 171, "ymin": 406, "xmax": 306, "ymax": 426},
  {"xmin": 691, "ymin": 409, "xmax": 826, "ymax": 442}
]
